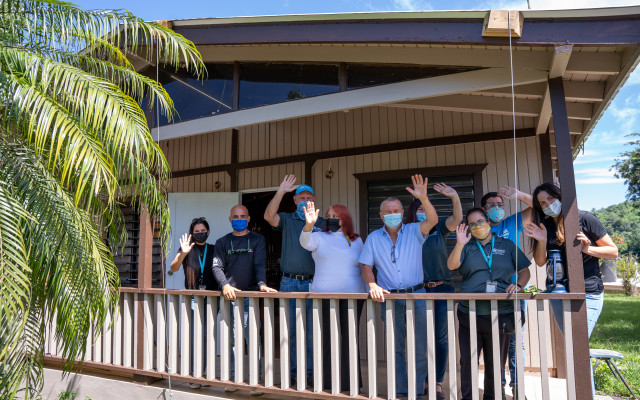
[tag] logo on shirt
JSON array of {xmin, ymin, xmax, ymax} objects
[
  {"xmin": 212, "ymin": 257, "xmax": 222, "ymax": 267},
  {"xmin": 492, "ymin": 248, "xmax": 506, "ymax": 256},
  {"xmin": 501, "ymin": 229, "xmax": 510, "ymax": 239}
]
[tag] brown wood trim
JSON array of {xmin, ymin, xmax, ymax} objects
[
  {"xmin": 338, "ymin": 63, "xmax": 348, "ymax": 92},
  {"xmin": 232, "ymin": 62, "xmax": 240, "ymax": 111},
  {"xmin": 172, "ymin": 128, "xmax": 534, "ymax": 179},
  {"xmin": 539, "ymin": 131, "xmax": 554, "ymax": 183},
  {"xmin": 353, "ymin": 164, "xmax": 488, "ymax": 238},
  {"xmin": 549, "ymin": 77, "xmax": 592, "ymax": 399},
  {"xmin": 173, "ymin": 17, "xmax": 640, "ymax": 46},
  {"xmin": 229, "ymin": 129, "xmax": 239, "ymax": 191}
]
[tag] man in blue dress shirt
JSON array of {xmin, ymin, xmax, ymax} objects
[{"xmin": 359, "ymin": 174, "xmax": 438, "ymax": 398}]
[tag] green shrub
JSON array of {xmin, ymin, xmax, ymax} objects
[{"xmin": 616, "ymin": 254, "xmax": 639, "ymax": 297}]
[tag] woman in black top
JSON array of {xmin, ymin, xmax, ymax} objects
[
  {"xmin": 524, "ymin": 183, "xmax": 617, "ymax": 337},
  {"xmin": 170, "ymin": 217, "xmax": 218, "ymax": 291}
]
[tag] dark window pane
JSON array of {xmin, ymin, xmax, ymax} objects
[
  {"xmin": 239, "ymin": 63, "xmax": 339, "ymax": 109},
  {"xmin": 347, "ymin": 64, "xmax": 480, "ymax": 90},
  {"xmin": 155, "ymin": 64, "xmax": 233, "ymax": 126}
]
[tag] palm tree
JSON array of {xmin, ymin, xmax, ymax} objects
[{"xmin": 0, "ymin": 1, "xmax": 204, "ymax": 398}]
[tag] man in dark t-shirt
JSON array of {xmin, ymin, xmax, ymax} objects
[{"xmin": 263, "ymin": 175, "xmax": 324, "ymax": 385}]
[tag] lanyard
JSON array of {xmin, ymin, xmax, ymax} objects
[
  {"xmin": 198, "ymin": 245, "xmax": 207, "ymax": 278},
  {"xmin": 476, "ymin": 236, "xmax": 495, "ymax": 275}
]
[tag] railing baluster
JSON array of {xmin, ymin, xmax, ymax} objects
[
  {"xmin": 447, "ymin": 299, "xmax": 458, "ymax": 400},
  {"xmin": 514, "ymin": 300, "xmax": 526, "ymax": 400},
  {"xmin": 93, "ymin": 316, "xmax": 102, "ymax": 363},
  {"xmin": 406, "ymin": 299, "xmax": 416, "ymax": 400},
  {"xmin": 133, "ymin": 293, "xmax": 139, "ymax": 369},
  {"xmin": 234, "ymin": 296, "xmax": 244, "ymax": 384},
  {"xmin": 103, "ymin": 308, "xmax": 112, "ymax": 364},
  {"xmin": 348, "ymin": 298, "xmax": 359, "ymax": 397},
  {"xmin": 537, "ymin": 299, "xmax": 550, "ymax": 400},
  {"xmin": 469, "ymin": 300, "xmax": 479, "ymax": 400},
  {"xmin": 367, "ymin": 299, "xmax": 377, "ymax": 398},
  {"xmin": 85, "ymin": 318, "xmax": 92, "ymax": 362},
  {"xmin": 155, "ymin": 294, "xmax": 166, "ymax": 373},
  {"xmin": 386, "ymin": 299, "xmax": 396, "ymax": 400},
  {"xmin": 220, "ymin": 297, "xmax": 231, "ymax": 381},
  {"xmin": 490, "ymin": 300, "xmax": 501, "ymax": 399},
  {"xmin": 179, "ymin": 295, "xmax": 190, "ymax": 376},
  {"xmin": 167, "ymin": 294, "xmax": 178, "ymax": 374},
  {"xmin": 563, "ymin": 300, "xmax": 576, "ymax": 400},
  {"xmin": 142, "ymin": 293, "xmax": 153, "ymax": 370},
  {"xmin": 193, "ymin": 295, "xmax": 204, "ymax": 377},
  {"xmin": 426, "ymin": 299, "xmax": 436, "ymax": 400},
  {"xmin": 51, "ymin": 310, "xmax": 58, "ymax": 357},
  {"xmin": 249, "ymin": 297, "xmax": 260, "ymax": 386},
  {"xmin": 123, "ymin": 293, "xmax": 133, "ymax": 367},
  {"xmin": 113, "ymin": 298, "xmax": 122, "ymax": 366},
  {"xmin": 330, "ymin": 298, "xmax": 340, "ymax": 394},
  {"xmin": 279, "ymin": 298, "xmax": 290, "ymax": 389},
  {"xmin": 312, "ymin": 298, "xmax": 323, "ymax": 393},
  {"xmin": 296, "ymin": 298, "xmax": 306, "ymax": 391},
  {"xmin": 206, "ymin": 295, "xmax": 217, "ymax": 380},
  {"xmin": 264, "ymin": 298, "xmax": 274, "ymax": 387}
]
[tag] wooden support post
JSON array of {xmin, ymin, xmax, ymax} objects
[
  {"xmin": 539, "ymin": 131, "xmax": 554, "ymax": 183},
  {"xmin": 229, "ymin": 129, "xmax": 239, "ymax": 192},
  {"xmin": 232, "ymin": 62, "xmax": 240, "ymax": 111},
  {"xmin": 135, "ymin": 208, "xmax": 155, "ymax": 383},
  {"xmin": 548, "ymin": 77, "xmax": 593, "ymax": 399}
]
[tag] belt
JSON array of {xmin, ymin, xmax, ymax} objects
[
  {"xmin": 389, "ymin": 283, "xmax": 425, "ymax": 294},
  {"xmin": 424, "ymin": 281, "xmax": 444, "ymax": 288},
  {"xmin": 283, "ymin": 272, "xmax": 313, "ymax": 281}
]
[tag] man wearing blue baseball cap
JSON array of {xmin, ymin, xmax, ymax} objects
[{"xmin": 264, "ymin": 175, "xmax": 325, "ymax": 388}]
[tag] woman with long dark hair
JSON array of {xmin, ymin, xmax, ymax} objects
[
  {"xmin": 524, "ymin": 183, "xmax": 617, "ymax": 336},
  {"xmin": 299, "ymin": 202, "xmax": 365, "ymax": 392}
]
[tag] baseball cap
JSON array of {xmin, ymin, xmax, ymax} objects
[{"xmin": 295, "ymin": 184, "xmax": 314, "ymax": 195}]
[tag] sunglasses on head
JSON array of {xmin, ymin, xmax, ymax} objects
[{"xmin": 192, "ymin": 217, "xmax": 207, "ymax": 222}]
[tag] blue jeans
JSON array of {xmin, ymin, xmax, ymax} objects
[
  {"xmin": 424, "ymin": 284, "xmax": 454, "ymax": 384},
  {"xmin": 230, "ymin": 297, "xmax": 262, "ymax": 380},
  {"xmin": 549, "ymin": 290, "xmax": 604, "ymax": 400},
  {"xmin": 381, "ymin": 287, "xmax": 428, "ymax": 397},
  {"xmin": 279, "ymin": 276, "xmax": 313, "ymax": 379},
  {"xmin": 502, "ymin": 299, "xmax": 527, "ymax": 387}
]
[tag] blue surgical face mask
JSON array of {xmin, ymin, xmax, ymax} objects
[
  {"xmin": 416, "ymin": 212, "xmax": 426, "ymax": 223},
  {"xmin": 296, "ymin": 201, "xmax": 309, "ymax": 220},
  {"xmin": 383, "ymin": 213, "xmax": 403, "ymax": 229},
  {"xmin": 231, "ymin": 219, "xmax": 248, "ymax": 232},
  {"xmin": 486, "ymin": 206, "xmax": 505, "ymax": 223}
]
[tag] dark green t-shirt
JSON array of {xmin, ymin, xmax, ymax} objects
[
  {"xmin": 422, "ymin": 219, "xmax": 453, "ymax": 284},
  {"xmin": 275, "ymin": 212, "xmax": 325, "ymax": 276},
  {"xmin": 457, "ymin": 235, "xmax": 531, "ymax": 315}
]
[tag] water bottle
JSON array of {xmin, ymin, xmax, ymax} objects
[{"xmin": 546, "ymin": 249, "xmax": 567, "ymax": 293}]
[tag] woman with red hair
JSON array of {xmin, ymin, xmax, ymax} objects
[{"xmin": 300, "ymin": 202, "xmax": 364, "ymax": 392}]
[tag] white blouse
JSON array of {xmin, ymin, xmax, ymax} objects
[{"xmin": 299, "ymin": 230, "xmax": 365, "ymax": 293}]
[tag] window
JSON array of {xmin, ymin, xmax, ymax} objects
[
  {"xmin": 239, "ymin": 63, "xmax": 339, "ymax": 109},
  {"xmin": 348, "ymin": 64, "xmax": 480, "ymax": 90}
]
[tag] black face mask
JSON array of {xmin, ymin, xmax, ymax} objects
[
  {"xmin": 192, "ymin": 232, "xmax": 209, "ymax": 243},
  {"xmin": 326, "ymin": 218, "xmax": 341, "ymax": 233}
]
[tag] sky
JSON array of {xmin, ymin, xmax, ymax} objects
[{"xmin": 73, "ymin": 0, "xmax": 640, "ymax": 210}]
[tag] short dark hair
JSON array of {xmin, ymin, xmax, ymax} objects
[
  {"xmin": 481, "ymin": 192, "xmax": 503, "ymax": 207},
  {"xmin": 465, "ymin": 207, "xmax": 488, "ymax": 224}
]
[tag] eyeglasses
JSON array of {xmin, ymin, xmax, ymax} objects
[
  {"xmin": 391, "ymin": 244, "xmax": 398, "ymax": 263},
  {"xmin": 192, "ymin": 217, "xmax": 207, "ymax": 222},
  {"xmin": 486, "ymin": 202, "xmax": 504, "ymax": 208},
  {"xmin": 468, "ymin": 219, "xmax": 487, "ymax": 229}
]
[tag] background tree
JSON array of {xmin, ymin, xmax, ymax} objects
[
  {"xmin": 593, "ymin": 201, "xmax": 640, "ymax": 258},
  {"xmin": 613, "ymin": 132, "xmax": 640, "ymax": 201},
  {"xmin": 0, "ymin": 1, "xmax": 204, "ymax": 398}
]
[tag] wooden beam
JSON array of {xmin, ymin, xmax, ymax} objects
[
  {"xmin": 539, "ymin": 132, "xmax": 553, "ymax": 183},
  {"xmin": 565, "ymin": 52, "xmax": 621, "ymax": 75},
  {"xmin": 390, "ymin": 95, "xmax": 541, "ymax": 117},
  {"xmin": 549, "ymin": 120, "xmax": 584, "ymax": 135},
  {"xmin": 482, "ymin": 10, "xmax": 524, "ymax": 38},
  {"xmin": 229, "ymin": 129, "xmax": 239, "ymax": 191},
  {"xmin": 480, "ymin": 81, "xmax": 604, "ymax": 102},
  {"xmin": 536, "ymin": 45, "xmax": 572, "ymax": 134},
  {"xmin": 172, "ymin": 128, "xmax": 535, "ymax": 178},
  {"xmin": 157, "ymin": 67, "xmax": 548, "ymax": 140},
  {"xmin": 548, "ymin": 77, "xmax": 593, "ymax": 400}
]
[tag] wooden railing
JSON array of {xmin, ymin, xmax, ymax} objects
[{"xmin": 44, "ymin": 288, "xmax": 591, "ymax": 400}]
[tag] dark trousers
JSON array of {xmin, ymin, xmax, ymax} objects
[
  {"xmin": 458, "ymin": 308, "xmax": 515, "ymax": 400},
  {"xmin": 320, "ymin": 299, "xmax": 364, "ymax": 392}
]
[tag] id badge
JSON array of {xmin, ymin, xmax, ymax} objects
[
  {"xmin": 486, "ymin": 280, "xmax": 498, "ymax": 293},
  {"xmin": 199, "ymin": 285, "xmax": 207, "ymax": 291}
]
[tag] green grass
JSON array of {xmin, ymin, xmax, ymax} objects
[{"xmin": 590, "ymin": 294, "xmax": 640, "ymax": 399}]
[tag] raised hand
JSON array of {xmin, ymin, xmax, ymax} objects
[
  {"xmin": 498, "ymin": 186, "xmax": 517, "ymax": 200},
  {"xmin": 406, "ymin": 174, "xmax": 429, "ymax": 200},
  {"xmin": 179, "ymin": 233, "xmax": 194, "ymax": 254},
  {"xmin": 577, "ymin": 232, "xmax": 591, "ymax": 253},
  {"xmin": 524, "ymin": 221, "xmax": 547, "ymax": 242},
  {"xmin": 456, "ymin": 224, "xmax": 471, "ymax": 245},
  {"xmin": 304, "ymin": 201, "xmax": 320, "ymax": 225},
  {"xmin": 434, "ymin": 182, "xmax": 457, "ymax": 198},
  {"xmin": 279, "ymin": 174, "xmax": 297, "ymax": 193}
]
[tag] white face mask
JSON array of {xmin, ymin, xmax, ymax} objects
[{"xmin": 543, "ymin": 199, "xmax": 562, "ymax": 217}]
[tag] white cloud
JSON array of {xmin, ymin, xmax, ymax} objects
[
  {"xmin": 626, "ymin": 69, "xmax": 640, "ymax": 86},
  {"xmin": 393, "ymin": 0, "xmax": 432, "ymax": 11},
  {"xmin": 574, "ymin": 167, "xmax": 616, "ymax": 177},
  {"xmin": 479, "ymin": 0, "xmax": 639, "ymax": 10},
  {"xmin": 574, "ymin": 156, "xmax": 616, "ymax": 165},
  {"xmin": 575, "ymin": 177, "xmax": 624, "ymax": 184},
  {"xmin": 609, "ymin": 103, "xmax": 640, "ymax": 133}
]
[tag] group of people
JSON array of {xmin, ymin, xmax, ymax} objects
[{"xmin": 170, "ymin": 173, "xmax": 617, "ymax": 400}]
